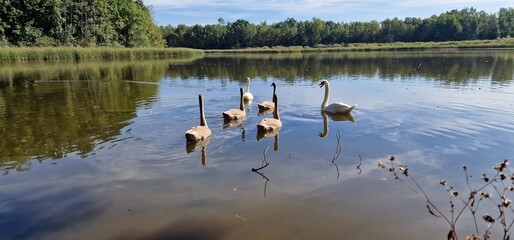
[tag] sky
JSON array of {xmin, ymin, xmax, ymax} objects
[{"xmin": 145, "ymin": 0, "xmax": 514, "ymax": 26}]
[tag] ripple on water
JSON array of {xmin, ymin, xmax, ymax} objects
[{"xmin": 406, "ymin": 100, "xmax": 514, "ymax": 151}]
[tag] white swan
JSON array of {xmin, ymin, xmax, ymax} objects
[
  {"xmin": 319, "ymin": 80, "xmax": 356, "ymax": 114},
  {"xmin": 257, "ymin": 93, "xmax": 282, "ymax": 132},
  {"xmin": 223, "ymin": 88, "xmax": 246, "ymax": 120},
  {"xmin": 258, "ymin": 82, "xmax": 276, "ymax": 113},
  {"xmin": 185, "ymin": 94, "xmax": 212, "ymax": 142},
  {"xmin": 243, "ymin": 77, "xmax": 254, "ymax": 101}
]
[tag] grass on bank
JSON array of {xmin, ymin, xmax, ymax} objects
[
  {"xmin": 0, "ymin": 47, "xmax": 204, "ymax": 62},
  {"xmin": 205, "ymin": 38, "xmax": 514, "ymax": 53},
  {"xmin": 2, "ymin": 38, "xmax": 512, "ymax": 62}
]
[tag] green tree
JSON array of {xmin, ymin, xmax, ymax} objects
[
  {"xmin": 226, "ymin": 20, "xmax": 256, "ymax": 48},
  {"xmin": 432, "ymin": 13, "xmax": 463, "ymax": 41},
  {"xmin": 498, "ymin": 8, "xmax": 514, "ymax": 37},
  {"xmin": 348, "ymin": 21, "xmax": 380, "ymax": 43},
  {"xmin": 275, "ymin": 18, "xmax": 298, "ymax": 46},
  {"xmin": 477, "ymin": 12, "xmax": 499, "ymax": 39},
  {"xmin": 379, "ymin": 18, "xmax": 408, "ymax": 42}
]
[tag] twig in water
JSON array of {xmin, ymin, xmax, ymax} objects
[
  {"xmin": 251, "ymin": 147, "xmax": 271, "ymax": 198},
  {"xmin": 356, "ymin": 155, "xmax": 363, "ymax": 174},
  {"xmin": 331, "ymin": 129, "xmax": 342, "ymax": 179},
  {"xmin": 252, "ymin": 147, "xmax": 270, "ymax": 172},
  {"xmin": 253, "ymin": 170, "xmax": 270, "ymax": 198},
  {"xmin": 252, "ymin": 163, "xmax": 269, "ymax": 172}
]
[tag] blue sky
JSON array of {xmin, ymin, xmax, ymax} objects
[{"xmin": 145, "ymin": 0, "xmax": 514, "ymax": 26}]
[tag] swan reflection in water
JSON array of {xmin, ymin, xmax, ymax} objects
[
  {"xmin": 186, "ymin": 139, "xmax": 209, "ymax": 166},
  {"xmin": 223, "ymin": 117, "xmax": 244, "ymax": 129},
  {"xmin": 257, "ymin": 132, "xmax": 279, "ymax": 151},
  {"xmin": 244, "ymin": 99, "xmax": 252, "ymax": 114},
  {"xmin": 258, "ymin": 107, "xmax": 273, "ymax": 116},
  {"xmin": 319, "ymin": 112, "xmax": 355, "ymax": 138},
  {"xmin": 223, "ymin": 119, "xmax": 247, "ymax": 142}
]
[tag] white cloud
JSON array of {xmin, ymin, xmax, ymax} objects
[
  {"xmin": 145, "ymin": 0, "xmax": 514, "ymax": 10},
  {"xmin": 145, "ymin": 0, "xmax": 514, "ymax": 25}
]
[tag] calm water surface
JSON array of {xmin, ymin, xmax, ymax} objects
[{"xmin": 1, "ymin": 50, "xmax": 514, "ymax": 239}]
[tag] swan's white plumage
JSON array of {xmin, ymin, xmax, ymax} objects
[
  {"xmin": 185, "ymin": 94, "xmax": 212, "ymax": 142},
  {"xmin": 323, "ymin": 102, "xmax": 355, "ymax": 114},
  {"xmin": 243, "ymin": 77, "xmax": 254, "ymax": 101},
  {"xmin": 319, "ymin": 79, "xmax": 356, "ymax": 114}
]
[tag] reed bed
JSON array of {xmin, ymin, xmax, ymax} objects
[
  {"xmin": 205, "ymin": 38, "xmax": 514, "ymax": 53},
  {"xmin": 0, "ymin": 47, "xmax": 204, "ymax": 62}
]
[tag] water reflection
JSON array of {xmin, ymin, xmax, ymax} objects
[
  {"xmin": 168, "ymin": 50, "xmax": 514, "ymax": 84},
  {"xmin": 251, "ymin": 147, "xmax": 272, "ymax": 198},
  {"xmin": 256, "ymin": 133, "xmax": 280, "ymax": 152},
  {"xmin": 186, "ymin": 142, "xmax": 208, "ymax": 166},
  {"xmin": 319, "ymin": 112, "xmax": 355, "ymax": 138},
  {"xmin": 0, "ymin": 61, "xmax": 168, "ymax": 172},
  {"xmin": 223, "ymin": 118, "xmax": 244, "ymax": 129},
  {"xmin": 258, "ymin": 107, "xmax": 273, "ymax": 116},
  {"xmin": 1, "ymin": 50, "xmax": 514, "ymax": 240}
]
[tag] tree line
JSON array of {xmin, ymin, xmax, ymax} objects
[
  {"xmin": 0, "ymin": 0, "xmax": 164, "ymax": 47},
  {"xmin": 161, "ymin": 7, "xmax": 514, "ymax": 49},
  {"xmin": 1, "ymin": 2, "xmax": 513, "ymax": 49}
]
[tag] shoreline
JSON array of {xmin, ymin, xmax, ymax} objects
[{"xmin": 1, "ymin": 38, "xmax": 512, "ymax": 62}]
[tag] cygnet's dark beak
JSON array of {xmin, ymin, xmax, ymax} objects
[{"xmin": 319, "ymin": 82, "xmax": 324, "ymax": 88}]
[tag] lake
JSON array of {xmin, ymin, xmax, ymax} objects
[{"xmin": 1, "ymin": 50, "xmax": 513, "ymax": 240}]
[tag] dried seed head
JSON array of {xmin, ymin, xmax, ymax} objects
[
  {"xmin": 482, "ymin": 173, "xmax": 489, "ymax": 182},
  {"xmin": 389, "ymin": 156, "xmax": 395, "ymax": 161},
  {"xmin": 389, "ymin": 167, "xmax": 395, "ymax": 172},
  {"xmin": 466, "ymin": 234, "xmax": 481, "ymax": 240},
  {"xmin": 450, "ymin": 191, "xmax": 459, "ymax": 197},
  {"xmin": 483, "ymin": 214, "xmax": 495, "ymax": 223},
  {"xmin": 378, "ymin": 162, "xmax": 386, "ymax": 169},
  {"xmin": 502, "ymin": 197, "xmax": 512, "ymax": 207},
  {"xmin": 439, "ymin": 180, "xmax": 447, "ymax": 186},
  {"xmin": 501, "ymin": 173, "xmax": 507, "ymax": 181},
  {"xmin": 480, "ymin": 192, "xmax": 490, "ymax": 198},
  {"xmin": 399, "ymin": 165, "xmax": 409, "ymax": 177},
  {"xmin": 462, "ymin": 165, "xmax": 467, "ymax": 171},
  {"xmin": 495, "ymin": 160, "xmax": 509, "ymax": 172},
  {"xmin": 507, "ymin": 186, "xmax": 514, "ymax": 191}
]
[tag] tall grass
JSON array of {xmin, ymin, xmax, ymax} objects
[
  {"xmin": 0, "ymin": 47, "xmax": 204, "ymax": 62},
  {"xmin": 205, "ymin": 38, "xmax": 514, "ymax": 53}
]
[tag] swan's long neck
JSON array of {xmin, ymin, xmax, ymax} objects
[
  {"xmin": 322, "ymin": 81, "xmax": 330, "ymax": 109},
  {"xmin": 272, "ymin": 83, "xmax": 276, "ymax": 98},
  {"xmin": 239, "ymin": 88, "xmax": 245, "ymax": 113},
  {"xmin": 246, "ymin": 77, "xmax": 251, "ymax": 92},
  {"xmin": 199, "ymin": 95, "xmax": 207, "ymax": 127},
  {"xmin": 273, "ymin": 94, "xmax": 280, "ymax": 120}
]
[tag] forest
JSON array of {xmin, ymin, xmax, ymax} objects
[
  {"xmin": 161, "ymin": 7, "xmax": 514, "ymax": 49},
  {"xmin": 0, "ymin": 0, "xmax": 164, "ymax": 47},
  {"xmin": 0, "ymin": 1, "xmax": 513, "ymax": 50}
]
